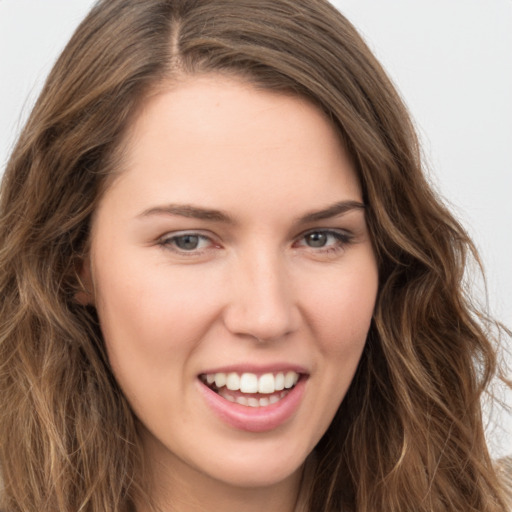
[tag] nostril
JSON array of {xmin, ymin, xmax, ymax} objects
[
  {"xmin": 222, "ymin": 268, "xmax": 299, "ymax": 341},
  {"xmin": 223, "ymin": 311, "xmax": 298, "ymax": 344}
]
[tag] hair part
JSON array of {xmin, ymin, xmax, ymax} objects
[{"xmin": 0, "ymin": 1, "xmax": 509, "ymax": 511}]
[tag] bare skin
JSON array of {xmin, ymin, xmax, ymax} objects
[{"xmin": 81, "ymin": 75, "xmax": 378, "ymax": 511}]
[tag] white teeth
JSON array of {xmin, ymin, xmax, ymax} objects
[
  {"xmin": 248, "ymin": 398, "xmax": 259, "ymax": 408},
  {"xmin": 240, "ymin": 373, "xmax": 259, "ymax": 393},
  {"xmin": 218, "ymin": 387, "xmax": 290, "ymax": 408},
  {"xmin": 284, "ymin": 371, "xmax": 299, "ymax": 389},
  {"xmin": 205, "ymin": 370, "xmax": 300, "ymax": 395},
  {"xmin": 258, "ymin": 373, "xmax": 275, "ymax": 394},
  {"xmin": 236, "ymin": 396, "xmax": 248, "ymax": 406},
  {"xmin": 275, "ymin": 372, "xmax": 285, "ymax": 391},
  {"xmin": 226, "ymin": 372, "xmax": 240, "ymax": 391},
  {"xmin": 214, "ymin": 373, "xmax": 226, "ymax": 388}
]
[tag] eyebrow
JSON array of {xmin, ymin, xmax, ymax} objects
[
  {"xmin": 138, "ymin": 204, "xmax": 233, "ymax": 223},
  {"xmin": 137, "ymin": 200, "xmax": 365, "ymax": 224},
  {"xmin": 297, "ymin": 200, "xmax": 365, "ymax": 223}
]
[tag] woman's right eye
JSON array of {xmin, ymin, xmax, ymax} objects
[{"xmin": 158, "ymin": 233, "xmax": 215, "ymax": 253}]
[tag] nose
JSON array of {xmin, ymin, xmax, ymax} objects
[{"xmin": 223, "ymin": 249, "xmax": 299, "ymax": 343}]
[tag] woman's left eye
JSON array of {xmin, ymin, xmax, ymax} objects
[
  {"xmin": 295, "ymin": 230, "xmax": 352, "ymax": 251},
  {"xmin": 158, "ymin": 233, "xmax": 214, "ymax": 253}
]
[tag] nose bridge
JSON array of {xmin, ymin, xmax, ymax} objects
[{"xmin": 224, "ymin": 243, "xmax": 297, "ymax": 342}]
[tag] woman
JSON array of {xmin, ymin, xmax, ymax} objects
[{"xmin": 0, "ymin": 0, "xmax": 509, "ymax": 511}]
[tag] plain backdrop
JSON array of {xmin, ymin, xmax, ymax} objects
[{"xmin": 0, "ymin": 0, "xmax": 510, "ymax": 457}]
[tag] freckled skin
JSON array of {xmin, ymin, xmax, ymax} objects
[{"xmin": 82, "ymin": 75, "xmax": 378, "ymax": 511}]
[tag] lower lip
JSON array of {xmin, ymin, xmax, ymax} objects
[{"xmin": 197, "ymin": 378, "xmax": 306, "ymax": 433}]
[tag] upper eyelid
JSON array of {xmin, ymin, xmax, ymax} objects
[
  {"xmin": 295, "ymin": 227, "xmax": 353, "ymax": 239},
  {"xmin": 159, "ymin": 229, "xmax": 215, "ymax": 241},
  {"xmin": 157, "ymin": 231, "xmax": 218, "ymax": 250}
]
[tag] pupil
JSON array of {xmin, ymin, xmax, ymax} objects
[
  {"xmin": 306, "ymin": 232, "xmax": 327, "ymax": 247},
  {"xmin": 176, "ymin": 235, "xmax": 199, "ymax": 250}
]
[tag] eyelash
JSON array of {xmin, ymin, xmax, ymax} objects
[
  {"xmin": 293, "ymin": 229, "xmax": 353, "ymax": 254},
  {"xmin": 157, "ymin": 229, "xmax": 353, "ymax": 256},
  {"xmin": 158, "ymin": 232, "xmax": 215, "ymax": 254}
]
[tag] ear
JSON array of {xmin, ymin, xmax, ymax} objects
[{"xmin": 74, "ymin": 254, "xmax": 95, "ymax": 306}]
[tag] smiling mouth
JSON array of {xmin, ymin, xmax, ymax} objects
[{"xmin": 199, "ymin": 371, "xmax": 301, "ymax": 408}]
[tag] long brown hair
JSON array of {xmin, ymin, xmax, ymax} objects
[{"xmin": 0, "ymin": 1, "xmax": 509, "ymax": 510}]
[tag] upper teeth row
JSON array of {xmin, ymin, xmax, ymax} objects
[{"xmin": 205, "ymin": 371, "xmax": 299, "ymax": 394}]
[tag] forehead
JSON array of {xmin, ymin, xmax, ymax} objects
[{"xmin": 98, "ymin": 74, "xmax": 361, "ymax": 222}]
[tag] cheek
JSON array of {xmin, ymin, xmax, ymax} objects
[
  {"xmin": 298, "ymin": 259, "xmax": 377, "ymax": 443},
  {"xmin": 92, "ymin": 252, "xmax": 224, "ymax": 361},
  {"xmin": 91, "ymin": 259, "xmax": 224, "ymax": 414},
  {"xmin": 305, "ymin": 261, "xmax": 378, "ymax": 355}
]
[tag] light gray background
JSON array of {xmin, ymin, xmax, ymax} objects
[{"xmin": 0, "ymin": 0, "xmax": 510, "ymax": 457}]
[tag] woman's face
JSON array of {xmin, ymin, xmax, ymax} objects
[{"xmin": 84, "ymin": 75, "xmax": 378, "ymax": 495}]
